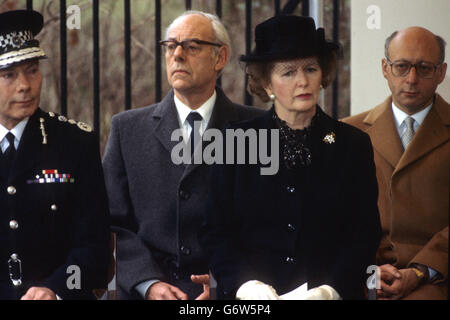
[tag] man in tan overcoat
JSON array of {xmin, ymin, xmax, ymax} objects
[{"xmin": 344, "ymin": 27, "xmax": 448, "ymax": 300}]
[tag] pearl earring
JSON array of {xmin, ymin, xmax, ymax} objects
[{"xmin": 269, "ymin": 94, "xmax": 276, "ymax": 101}]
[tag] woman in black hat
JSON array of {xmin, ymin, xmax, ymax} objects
[{"xmin": 200, "ymin": 15, "xmax": 381, "ymax": 300}]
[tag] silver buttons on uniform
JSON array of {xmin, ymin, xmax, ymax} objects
[
  {"xmin": 9, "ymin": 220, "xmax": 19, "ymax": 230},
  {"xmin": 7, "ymin": 186, "xmax": 16, "ymax": 195},
  {"xmin": 5, "ymin": 184, "xmax": 22, "ymax": 287},
  {"xmin": 51, "ymin": 204, "xmax": 58, "ymax": 211}
]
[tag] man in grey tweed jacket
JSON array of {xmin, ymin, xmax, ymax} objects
[{"xmin": 102, "ymin": 11, "xmax": 262, "ymax": 300}]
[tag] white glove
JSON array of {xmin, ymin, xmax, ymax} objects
[
  {"xmin": 236, "ymin": 280, "xmax": 341, "ymax": 300},
  {"xmin": 280, "ymin": 284, "xmax": 341, "ymax": 300},
  {"xmin": 278, "ymin": 282, "xmax": 308, "ymax": 299},
  {"xmin": 236, "ymin": 280, "xmax": 279, "ymax": 300}
]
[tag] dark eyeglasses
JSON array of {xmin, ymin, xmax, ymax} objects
[
  {"xmin": 386, "ymin": 59, "xmax": 443, "ymax": 79},
  {"xmin": 160, "ymin": 39, "xmax": 222, "ymax": 56}
]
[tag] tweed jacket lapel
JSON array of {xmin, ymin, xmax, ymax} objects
[
  {"xmin": 395, "ymin": 94, "xmax": 450, "ymax": 175},
  {"xmin": 363, "ymin": 96, "xmax": 403, "ymax": 169}
]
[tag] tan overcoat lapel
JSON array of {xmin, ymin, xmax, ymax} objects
[
  {"xmin": 395, "ymin": 96, "xmax": 449, "ymax": 175},
  {"xmin": 363, "ymin": 95, "xmax": 450, "ymax": 175},
  {"xmin": 364, "ymin": 97, "xmax": 403, "ymax": 169}
]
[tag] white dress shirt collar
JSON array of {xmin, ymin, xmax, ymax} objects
[
  {"xmin": 174, "ymin": 90, "xmax": 216, "ymax": 128},
  {"xmin": 174, "ymin": 90, "xmax": 216, "ymax": 143},
  {"xmin": 0, "ymin": 118, "xmax": 29, "ymax": 153},
  {"xmin": 391, "ymin": 101, "xmax": 432, "ymax": 136}
]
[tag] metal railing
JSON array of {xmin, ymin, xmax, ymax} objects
[{"xmin": 25, "ymin": 0, "xmax": 342, "ymax": 144}]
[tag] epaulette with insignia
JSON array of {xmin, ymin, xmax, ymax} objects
[{"xmin": 47, "ymin": 111, "xmax": 93, "ymax": 132}]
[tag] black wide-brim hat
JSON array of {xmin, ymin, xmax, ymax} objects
[
  {"xmin": 240, "ymin": 15, "xmax": 340, "ymax": 62},
  {"xmin": 0, "ymin": 10, "xmax": 47, "ymax": 70}
]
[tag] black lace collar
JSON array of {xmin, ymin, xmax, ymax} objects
[{"xmin": 272, "ymin": 107, "xmax": 320, "ymax": 170}]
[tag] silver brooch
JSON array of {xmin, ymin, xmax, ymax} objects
[{"xmin": 323, "ymin": 132, "xmax": 336, "ymax": 144}]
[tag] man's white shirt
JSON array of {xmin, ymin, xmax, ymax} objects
[
  {"xmin": 174, "ymin": 90, "xmax": 216, "ymax": 143},
  {"xmin": 391, "ymin": 101, "xmax": 432, "ymax": 139},
  {"xmin": 0, "ymin": 118, "xmax": 28, "ymax": 153}
]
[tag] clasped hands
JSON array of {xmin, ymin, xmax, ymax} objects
[{"xmin": 376, "ymin": 264, "xmax": 423, "ymax": 300}]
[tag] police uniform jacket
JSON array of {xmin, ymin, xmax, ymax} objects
[
  {"xmin": 200, "ymin": 107, "xmax": 382, "ymax": 300},
  {"xmin": 0, "ymin": 108, "xmax": 110, "ymax": 300}
]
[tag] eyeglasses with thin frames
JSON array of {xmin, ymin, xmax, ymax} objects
[
  {"xmin": 160, "ymin": 38, "xmax": 222, "ymax": 56},
  {"xmin": 386, "ymin": 58, "xmax": 443, "ymax": 79}
]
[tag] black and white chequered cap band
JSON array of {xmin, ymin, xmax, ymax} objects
[
  {"xmin": 0, "ymin": 30, "xmax": 46, "ymax": 68},
  {"xmin": 0, "ymin": 31, "xmax": 33, "ymax": 50}
]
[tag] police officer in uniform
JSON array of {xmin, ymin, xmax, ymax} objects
[{"xmin": 0, "ymin": 10, "xmax": 110, "ymax": 299}]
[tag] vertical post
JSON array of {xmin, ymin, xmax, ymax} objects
[
  {"xmin": 216, "ymin": 0, "xmax": 222, "ymax": 88},
  {"xmin": 26, "ymin": 0, "xmax": 33, "ymax": 10},
  {"xmin": 155, "ymin": 0, "xmax": 162, "ymax": 103},
  {"xmin": 60, "ymin": 0, "xmax": 68, "ymax": 116},
  {"xmin": 216, "ymin": 0, "xmax": 222, "ymax": 18},
  {"xmin": 332, "ymin": 0, "xmax": 339, "ymax": 119},
  {"xmin": 93, "ymin": 0, "xmax": 100, "ymax": 140},
  {"xmin": 310, "ymin": 0, "xmax": 325, "ymax": 108},
  {"xmin": 124, "ymin": 0, "xmax": 132, "ymax": 110},
  {"xmin": 302, "ymin": 0, "xmax": 310, "ymax": 16},
  {"xmin": 244, "ymin": 0, "xmax": 253, "ymax": 106},
  {"xmin": 281, "ymin": 0, "xmax": 302, "ymax": 15},
  {"xmin": 310, "ymin": 0, "xmax": 324, "ymax": 27},
  {"xmin": 274, "ymin": 0, "xmax": 281, "ymax": 15},
  {"xmin": 185, "ymin": 0, "xmax": 192, "ymax": 11}
]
